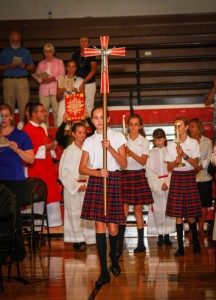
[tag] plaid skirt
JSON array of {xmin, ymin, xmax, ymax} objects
[
  {"xmin": 166, "ymin": 170, "xmax": 202, "ymax": 218},
  {"xmin": 122, "ymin": 169, "xmax": 154, "ymax": 205},
  {"xmin": 81, "ymin": 171, "xmax": 125, "ymax": 224}
]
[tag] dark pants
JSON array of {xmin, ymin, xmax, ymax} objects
[{"xmin": 0, "ymin": 180, "xmax": 27, "ymax": 261}]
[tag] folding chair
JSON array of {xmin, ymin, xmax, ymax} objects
[
  {"xmin": 0, "ymin": 184, "xmax": 20, "ymax": 293},
  {"xmin": 21, "ymin": 180, "xmax": 34, "ymax": 257},
  {"xmin": 21, "ymin": 177, "xmax": 51, "ymax": 257}
]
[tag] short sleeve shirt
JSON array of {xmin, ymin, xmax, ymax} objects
[
  {"xmin": 126, "ymin": 134, "xmax": 149, "ymax": 170},
  {"xmin": 165, "ymin": 136, "xmax": 200, "ymax": 171},
  {"xmin": 0, "ymin": 46, "xmax": 34, "ymax": 77},
  {"xmin": 82, "ymin": 128, "xmax": 126, "ymax": 171},
  {"xmin": 0, "ymin": 128, "xmax": 33, "ymax": 180}
]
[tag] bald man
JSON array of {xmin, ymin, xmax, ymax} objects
[{"xmin": 0, "ymin": 31, "xmax": 35, "ymax": 125}]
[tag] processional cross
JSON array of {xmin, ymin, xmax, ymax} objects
[{"xmin": 84, "ymin": 36, "xmax": 125, "ymax": 215}]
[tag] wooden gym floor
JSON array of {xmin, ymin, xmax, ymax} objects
[{"xmin": 1, "ymin": 229, "xmax": 216, "ymax": 300}]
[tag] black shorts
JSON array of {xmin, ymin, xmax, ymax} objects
[{"xmin": 197, "ymin": 181, "xmax": 213, "ymax": 208}]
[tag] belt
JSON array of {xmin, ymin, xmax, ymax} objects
[
  {"xmin": 4, "ymin": 76, "xmax": 27, "ymax": 79},
  {"xmin": 96, "ymin": 168, "xmax": 120, "ymax": 173},
  {"xmin": 158, "ymin": 175, "xmax": 168, "ymax": 179},
  {"xmin": 77, "ymin": 180, "xmax": 87, "ymax": 183},
  {"xmin": 122, "ymin": 169, "xmax": 145, "ymax": 173}
]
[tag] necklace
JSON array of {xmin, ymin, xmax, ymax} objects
[{"xmin": 79, "ymin": 56, "xmax": 87, "ymax": 68}]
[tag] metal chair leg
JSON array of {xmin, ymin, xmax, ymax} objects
[{"xmin": 0, "ymin": 265, "xmax": 4, "ymax": 293}]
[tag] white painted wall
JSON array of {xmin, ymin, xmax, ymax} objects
[{"xmin": 0, "ymin": 0, "xmax": 216, "ymax": 20}]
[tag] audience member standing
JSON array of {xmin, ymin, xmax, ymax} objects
[
  {"xmin": 57, "ymin": 60, "xmax": 84, "ymax": 126},
  {"xmin": 0, "ymin": 104, "xmax": 34, "ymax": 261},
  {"xmin": 0, "ymin": 31, "xmax": 35, "ymax": 126},
  {"xmin": 36, "ymin": 43, "xmax": 65, "ymax": 127},
  {"xmin": 72, "ymin": 37, "xmax": 97, "ymax": 115},
  {"xmin": 23, "ymin": 102, "xmax": 62, "ymax": 227}
]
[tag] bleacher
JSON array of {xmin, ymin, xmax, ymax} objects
[{"xmin": 0, "ymin": 12, "xmax": 216, "ymax": 111}]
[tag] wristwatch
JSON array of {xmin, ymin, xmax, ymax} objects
[{"xmin": 183, "ymin": 154, "xmax": 189, "ymax": 161}]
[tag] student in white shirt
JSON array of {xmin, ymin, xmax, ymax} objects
[
  {"xmin": 79, "ymin": 106, "xmax": 127, "ymax": 287},
  {"xmin": 59, "ymin": 122, "xmax": 96, "ymax": 250},
  {"xmin": 120, "ymin": 114, "xmax": 153, "ymax": 255},
  {"xmin": 146, "ymin": 128, "xmax": 176, "ymax": 246},
  {"xmin": 165, "ymin": 117, "xmax": 202, "ymax": 256}
]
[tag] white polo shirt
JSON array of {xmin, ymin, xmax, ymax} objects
[
  {"xmin": 125, "ymin": 134, "xmax": 149, "ymax": 170},
  {"xmin": 196, "ymin": 135, "xmax": 213, "ymax": 182},
  {"xmin": 165, "ymin": 136, "xmax": 200, "ymax": 171},
  {"xmin": 82, "ymin": 128, "xmax": 127, "ymax": 171}
]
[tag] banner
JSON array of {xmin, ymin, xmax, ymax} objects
[{"xmin": 65, "ymin": 93, "xmax": 85, "ymax": 121}]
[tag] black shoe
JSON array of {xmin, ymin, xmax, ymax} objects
[
  {"xmin": 134, "ymin": 245, "xmax": 146, "ymax": 253},
  {"xmin": 79, "ymin": 241, "xmax": 87, "ymax": 248},
  {"xmin": 165, "ymin": 239, "xmax": 172, "ymax": 246},
  {"xmin": 157, "ymin": 235, "xmax": 164, "ymax": 247},
  {"xmin": 110, "ymin": 263, "xmax": 121, "ymax": 277},
  {"xmin": 164, "ymin": 234, "xmax": 172, "ymax": 246},
  {"xmin": 116, "ymin": 247, "xmax": 123, "ymax": 259},
  {"xmin": 175, "ymin": 248, "xmax": 185, "ymax": 257},
  {"xmin": 157, "ymin": 240, "xmax": 164, "ymax": 247},
  {"xmin": 109, "ymin": 252, "xmax": 121, "ymax": 276},
  {"xmin": 193, "ymin": 241, "xmax": 201, "ymax": 253},
  {"xmin": 157, "ymin": 236, "xmax": 164, "ymax": 247},
  {"xmin": 73, "ymin": 242, "xmax": 87, "ymax": 251},
  {"xmin": 73, "ymin": 243, "xmax": 80, "ymax": 250},
  {"xmin": 95, "ymin": 274, "xmax": 111, "ymax": 287}
]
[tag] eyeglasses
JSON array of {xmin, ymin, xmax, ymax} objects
[{"xmin": 36, "ymin": 110, "xmax": 46, "ymax": 113}]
